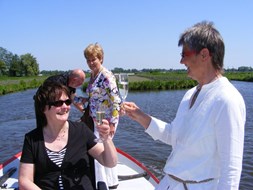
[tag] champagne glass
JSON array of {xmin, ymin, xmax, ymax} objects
[
  {"xmin": 118, "ymin": 73, "xmax": 129, "ymax": 113},
  {"xmin": 94, "ymin": 104, "xmax": 105, "ymax": 143},
  {"xmin": 118, "ymin": 73, "xmax": 129, "ymax": 101}
]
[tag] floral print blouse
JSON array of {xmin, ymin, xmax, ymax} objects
[{"xmin": 86, "ymin": 67, "xmax": 121, "ymax": 126}]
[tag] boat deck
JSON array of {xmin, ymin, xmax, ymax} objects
[{"xmin": 117, "ymin": 161, "xmax": 155, "ymax": 190}]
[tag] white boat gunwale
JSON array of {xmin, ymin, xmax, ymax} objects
[{"xmin": 116, "ymin": 148, "xmax": 159, "ymax": 184}]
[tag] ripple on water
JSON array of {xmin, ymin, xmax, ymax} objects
[{"xmin": 0, "ymin": 119, "xmax": 36, "ymax": 163}]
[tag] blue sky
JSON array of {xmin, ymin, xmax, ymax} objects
[{"xmin": 1, "ymin": 0, "xmax": 252, "ymax": 71}]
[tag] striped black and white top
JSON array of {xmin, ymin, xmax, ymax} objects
[{"xmin": 46, "ymin": 147, "xmax": 67, "ymax": 190}]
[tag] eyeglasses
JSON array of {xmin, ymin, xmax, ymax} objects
[
  {"xmin": 180, "ymin": 50, "xmax": 196, "ymax": 58},
  {"xmin": 49, "ymin": 99, "xmax": 72, "ymax": 107}
]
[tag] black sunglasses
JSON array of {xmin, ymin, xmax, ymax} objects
[{"xmin": 49, "ymin": 99, "xmax": 72, "ymax": 107}]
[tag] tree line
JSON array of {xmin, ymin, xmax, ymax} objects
[
  {"xmin": 0, "ymin": 47, "xmax": 39, "ymax": 77},
  {"xmin": 1, "ymin": 46, "xmax": 252, "ymax": 77}
]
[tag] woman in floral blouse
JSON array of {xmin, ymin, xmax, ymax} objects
[{"xmin": 84, "ymin": 43, "xmax": 121, "ymax": 189}]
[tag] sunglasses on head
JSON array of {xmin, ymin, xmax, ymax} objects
[{"xmin": 49, "ymin": 99, "xmax": 72, "ymax": 107}]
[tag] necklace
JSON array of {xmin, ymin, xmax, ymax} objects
[
  {"xmin": 55, "ymin": 129, "xmax": 67, "ymax": 141},
  {"xmin": 91, "ymin": 66, "xmax": 103, "ymax": 82},
  {"xmin": 44, "ymin": 125, "xmax": 69, "ymax": 141}
]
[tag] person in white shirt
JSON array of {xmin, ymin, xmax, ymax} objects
[{"xmin": 123, "ymin": 21, "xmax": 246, "ymax": 190}]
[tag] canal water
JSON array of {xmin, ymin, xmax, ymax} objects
[{"xmin": 0, "ymin": 80, "xmax": 252, "ymax": 189}]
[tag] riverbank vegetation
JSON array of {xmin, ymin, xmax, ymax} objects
[
  {"xmin": 128, "ymin": 72, "xmax": 197, "ymax": 91},
  {"xmin": 127, "ymin": 71, "xmax": 253, "ymax": 91},
  {"xmin": 0, "ymin": 70, "xmax": 253, "ymax": 95},
  {"xmin": 0, "ymin": 76, "xmax": 47, "ymax": 95},
  {"xmin": 1, "ymin": 46, "xmax": 253, "ymax": 94}
]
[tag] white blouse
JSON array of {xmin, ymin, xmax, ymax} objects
[{"xmin": 146, "ymin": 77, "xmax": 246, "ymax": 190}]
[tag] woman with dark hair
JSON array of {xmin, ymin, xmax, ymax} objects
[{"xmin": 19, "ymin": 82, "xmax": 117, "ymax": 190}]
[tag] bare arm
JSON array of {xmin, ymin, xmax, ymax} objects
[
  {"xmin": 72, "ymin": 96, "xmax": 88, "ymax": 113},
  {"xmin": 19, "ymin": 163, "xmax": 41, "ymax": 190}
]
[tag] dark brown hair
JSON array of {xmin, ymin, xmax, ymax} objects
[{"xmin": 33, "ymin": 81, "xmax": 70, "ymax": 129}]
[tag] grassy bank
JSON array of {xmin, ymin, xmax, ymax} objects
[
  {"xmin": 1, "ymin": 71, "xmax": 253, "ymax": 95},
  {"xmin": 123, "ymin": 71, "xmax": 253, "ymax": 91},
  {"xmin": 129, "ymin": 72, "xmax": 197, "ymax": 90},
  {"xmin": 0, "ymin": 76, "xmax": 48, "ymax": 95}
]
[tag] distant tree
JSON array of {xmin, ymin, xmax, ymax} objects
[
  {"xmin": 0, "ymin": 59, "xmax": 7, "ymax": 76},
  {"xmin": 112, "ymin": 67, "xmax": 125, "ymax": 73},
  {"xmin": 40, "ymin": 70, "xmax": 67, "ymax": 76},
  {"xmin": 20, "ymin": 53, "xmax": 39, "ymax": 76},
  {"xmin": 238, "ymin": 66, "xmax": 253, "ymax": 71},
  {"xmin": 9, "ymin": 54, "xmax": 22, "ymax": 76},
  {"xmin": 0, "ymin": 47, "xmax": 41, "ymax": 76},
  {"xmin": 0, "ymin": 47, "xmax": 13, "ymax": 70},
  {"xmin": 131, "ymin": 69, "xmax": 139, "ymax": 73}
]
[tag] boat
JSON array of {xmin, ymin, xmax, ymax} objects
[{"xmin": 0, "ymin": 148, "xmax": 159, "ymax": 189}]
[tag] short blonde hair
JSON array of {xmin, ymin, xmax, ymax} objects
[{"xmin": 84, "ymin": 43, "xmax": 104, "ymax": 63}]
